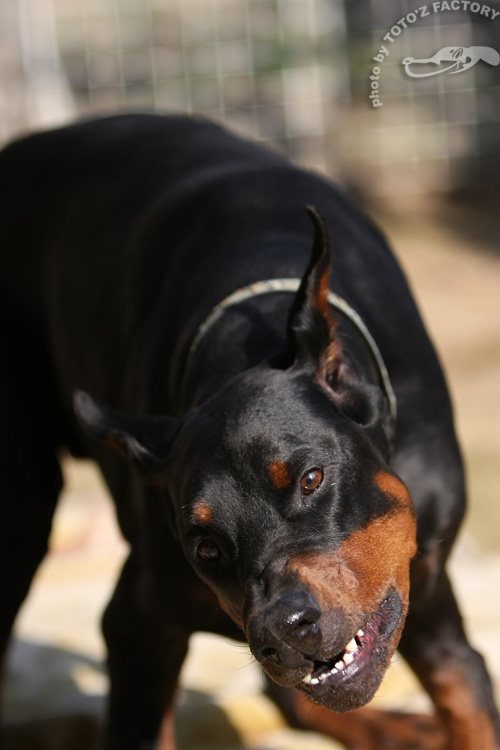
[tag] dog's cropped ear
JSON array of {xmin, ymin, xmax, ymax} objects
[
  {"xmin": 286, "ymin": 209, "xmax": 393, "ymax": 451},
  {"xmin": 73, "ymin": 391, "xmax": 180, "ymax": 473},
  {"xmin": 286, "ymin": 206, "xmax": 340, "ymax": 380}
]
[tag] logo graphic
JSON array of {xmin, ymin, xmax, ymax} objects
[
  {"xmin": 402, "ymin": 46, "xmax": 500, "ymax": 78},
  {"xmin": 369, "ymin": 4, "xmax": 500, "ymax": 107}
]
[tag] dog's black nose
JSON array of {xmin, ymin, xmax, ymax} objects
[{"xmin": 254, "ymin": 591, "xmax": 321, "ymax": 667}]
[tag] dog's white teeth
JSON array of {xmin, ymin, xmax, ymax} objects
[
  {"xmin": 302, "ymin": 673, "xmax": 322, "ymax": 686},
  {"xmin": 320, "ymin": 667, "xmax": 338, "ymax": 681},
  {"xmin": 317, "ymin": 666, "xmax": 339, "ymax": 683},
  {"xmin": 302, "ymin": 634, "xmax": 362, "ymax": 687},
  {"xmin": 356, "ymin": 628, "xmax": 364, "ymax": 638},
  {"xmin": 302, "ymin": 661, "xmax": 341, "ymax": 686}
]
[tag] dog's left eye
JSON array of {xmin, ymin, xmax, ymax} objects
[
  {"xmin": 197, "ymin": 538, "xmax": 221, "ymax": 562},
  {"xmin": 300, "ymin": 468, "xmax": 323, "ymax": 496}
]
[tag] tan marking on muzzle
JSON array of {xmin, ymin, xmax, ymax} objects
[{"xmin": 288, "ymin": 472, "xmax": 417, "ymax": 614}]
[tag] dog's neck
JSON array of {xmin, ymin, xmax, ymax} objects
[{"xmin": 179, "ymin": 287, "xmax": 394, "ymax": 419}]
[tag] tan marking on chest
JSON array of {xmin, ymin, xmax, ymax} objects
[{"xmin": 429, "ymin": 666, "xmax": 498, "ymax": 750}]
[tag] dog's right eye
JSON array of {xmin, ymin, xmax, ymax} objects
[
  {"xmin": 197, "ymin": 538, "xmax": 221, "ymax": 562},
  {"xmin": 300, "ymin": 468, "xmax": 323, "ymax": 496}
]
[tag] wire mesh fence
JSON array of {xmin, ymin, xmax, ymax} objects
[
  {"xmin": 1, "ymin": 0, "xmax": 499, "ymax": 194},
  {"xmin": 344, "ymin": 0, "xmax": 500, "ymax": 194}
]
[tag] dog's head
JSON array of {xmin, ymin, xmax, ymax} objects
[{"xmin": 75, "ymin": 209, "xmax": 416, "ymax": 712}]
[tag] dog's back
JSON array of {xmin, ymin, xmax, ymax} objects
[{"xmin": 0, "ymin": 114, "xmax": 441, "ymax": 416}]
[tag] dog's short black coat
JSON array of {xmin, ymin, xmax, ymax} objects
[{"xmin": 0, "ymin": 113, "xmax": 498, "ymax": 750}]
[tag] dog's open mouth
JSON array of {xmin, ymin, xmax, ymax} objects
[{"xmin": 300, "ymin": 590, "xmax": 402, "ymax": 694}]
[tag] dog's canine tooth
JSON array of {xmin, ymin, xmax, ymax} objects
[
  {"xmin": 345, "ymin": 637, "xmax": 358, "ymax": 653},
  {"xmin": 302, "ymin": 673, "xmax": 313, "ymax": 685}
]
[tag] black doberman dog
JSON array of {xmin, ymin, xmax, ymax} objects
[{"xmin": 0, "ymin": 114, "xmax": 498, "ymax": 750}]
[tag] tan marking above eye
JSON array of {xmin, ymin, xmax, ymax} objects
[
  {"xmin": 269, "ymin": 460, "xmax": 292, "ymax": 489},
  {"xmin": 191, "ymin": 501, "xmax": 213, "ymax": 526},
  {"xmin": 300, "ymin": 468, "xmax": 323, "ymax": 495}
]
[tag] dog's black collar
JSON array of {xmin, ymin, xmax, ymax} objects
[{"xmin": 185, "ymin": 278, "xmax": 397, "ymax": 421}]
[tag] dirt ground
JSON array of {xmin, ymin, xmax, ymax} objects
[{"xmin": 3, "ymin": 198, "xmax": 500, "ymax": 749}]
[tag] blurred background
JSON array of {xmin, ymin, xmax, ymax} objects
[{"xmin": 1, "ymin": 0, "xmax": 499, "ymax": 748}]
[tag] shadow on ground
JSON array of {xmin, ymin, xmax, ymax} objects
[{"xmin": 3, "ymin": 640, "xmax": 248, "ymax": 750}]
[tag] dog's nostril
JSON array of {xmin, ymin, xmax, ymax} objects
[
  {"xmin": 262, "ymin": 647, "xmax": 279, "ymax": 663},
  {"xmin": 267, "ymin": 592, "xmax": 322, "ymax": 654},
  {"xmin": 295, "ymin": 617, "xmax": 320, "ymax": 637},
  {"xmin": 283, "ymin": 596, "xmax": 321, "ymax": 631},
  {"xmin": 250, "ymin": 592, "xmax": 322, "ymax": 667},
  {"xmin": 295, "ymin": 614, "xmax": 316, "ymax": 627}
]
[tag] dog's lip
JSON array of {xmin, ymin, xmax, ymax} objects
[{"xmin": 299, "ymin": 589, "xmax": 402, "ymax": 694}]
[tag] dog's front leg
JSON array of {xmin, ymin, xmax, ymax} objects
[
  {"xmin": 102, "ymin": 553, "xmax": 188, "ymax": 750},
  {"xmin": 399, "ymin": 566, "xmax": 500, "ymax": 750},
  {"xmin": 265, "ymin": 678, "xmax": 446, "ymax": 750}
]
